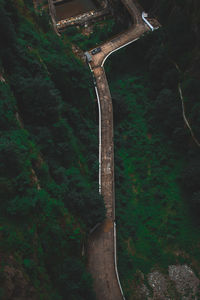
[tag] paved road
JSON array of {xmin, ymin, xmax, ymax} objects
[
  {"xmin": 87, "ymin": 1, "xmax": 152, "ymax": 300},
  {"xmin": 87, "ymin": 67, "xmax": 120, "ymax": 299}
]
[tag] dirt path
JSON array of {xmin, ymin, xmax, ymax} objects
[{"xmin": 87, "ymin": 2, "xmax": 153, "ymax": 300}]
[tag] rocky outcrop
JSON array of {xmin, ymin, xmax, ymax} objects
[
  {"xmin": 135, "ymin": 265, "xmax": 200, "ymax": 300},
  {"xmin": 169, "ymin": 265, "xmax": 200, "ymax": 299}
]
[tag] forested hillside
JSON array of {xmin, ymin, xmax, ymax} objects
[
  {"xmin": 0, "ymin": 0, "xmax": 105, "ymax": 298},
  {"xmin": 105, "ymin": 0, "xmax": 200, "ymax": 298},
  {"xmin": 1, "ymin": 0, "xmax": 200, "ymax": 299}
]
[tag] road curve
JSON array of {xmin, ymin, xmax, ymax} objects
[{"xmin": 87, "ymin": 1, "xmax": 152, "ymax": 300}]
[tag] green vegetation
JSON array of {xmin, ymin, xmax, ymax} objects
[
  {"xmin": 63, "ymin": 18, "xmax": 124, "ymax": 51},
  {"xmin": 1, "ymin": 0, "xmax": 200, "ymax": 298},
  {"xmin": 105, "ymin": 0, "xmax": 200, "ymax": 298},
  {"xmin": 0, "ymin": 0, "xmax": 105, "ymax": 298}
]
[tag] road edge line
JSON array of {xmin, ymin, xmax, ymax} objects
[
  {"xmin": 114, "ymin": 222, "xmax": 126, "ymax": 300},
  {"xmin": 142, "ymin": 12, "xmax": 154, "ymax": 31},
  {"xmin": 101, "ymin": 37, "xmax": 139, "ymax": 67},
  {"xmin": 87, "ymin": 12, "xmax": 154, "ymax": 299}
]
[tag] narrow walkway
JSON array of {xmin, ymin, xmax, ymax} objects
[{"xmin": 86, "ymin": 1, "xmax": 155, "ymax": 300}]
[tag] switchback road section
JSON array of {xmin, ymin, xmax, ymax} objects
[{"xmin": 86, "ymin": 1, "xmax": 156, "ymax": 300}]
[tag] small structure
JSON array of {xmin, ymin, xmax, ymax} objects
[
  {"xmin": 142, "ymin": 12, "xmax": 154, "ymax": 31},
  {"xmin": 85, "ymin": 51, "xmax": 92, "ymax": 63}
]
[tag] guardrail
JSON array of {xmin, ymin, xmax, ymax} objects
[{"xmin": 142, "ymin": 12, "xmax": 154, "ymax": 31}]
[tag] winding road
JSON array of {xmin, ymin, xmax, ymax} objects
[
  {"xmin": 86, "ymin": 1, "xmax": 155, "ymax": 300},
  {"xmin": 45, "ymin": 0, "xmax": 158, "ymax": 298}
]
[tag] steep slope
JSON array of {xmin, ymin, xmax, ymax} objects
[
  {"xmin": 104, "ymin": 0, "xmax": 200, "ymax": 298},
  {"xmin": 1, "ymin": 0, "xmax": 200, "ymax": 299},
  {"xmin": 0, "ymin": 0, "xmax": 105, "ymax": 298}
]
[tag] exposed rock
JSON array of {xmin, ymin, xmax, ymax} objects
[
  {"xmin": 136, "ymin": 265, "xmax": 200, "ymax": 300},
  {"xmin": 148, "ymin": 271, "xmax": 171, "ymax": 299},
  {"xmin": 168, "ymin": 265, "xmax": 200, "ymax": 299}
]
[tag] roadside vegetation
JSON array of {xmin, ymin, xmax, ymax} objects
[
  {"xmin": 1, "ymin": 0, "xmax": 200, "ymax": 298},
  {"xmin": 63, "ymin": 18, "xmax": 126, "ymax": 51},
  {"xmin": 106, "ymin": 0, "xmax": 200, "ymax": 298}
]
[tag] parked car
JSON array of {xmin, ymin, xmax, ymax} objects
[{"xmin": 91, "ymin": 47, "xmax": 101, "ymax": 55}]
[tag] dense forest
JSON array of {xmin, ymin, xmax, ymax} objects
[
  {"xmin": 1, "ymin": 0, "xmax": 200, "ymax": 299},
  {"xmin": 105, "ymin": 0, "xmax": 200, "ymax": 298},
  {"xmin": 0, "ymin": 0, "xmax": 105, "ymax": 298}
]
